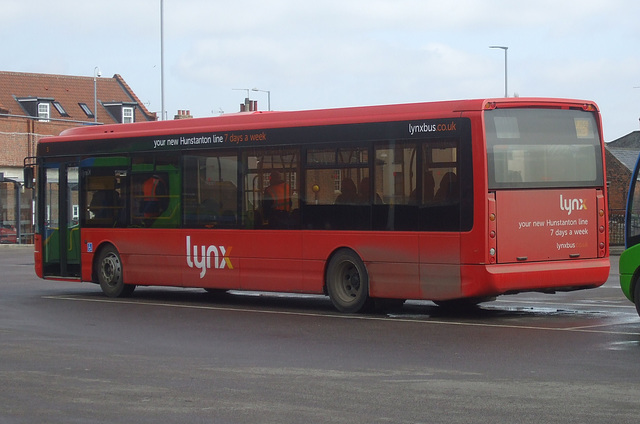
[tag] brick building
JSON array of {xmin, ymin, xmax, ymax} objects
[
  {"xmin": 605, "ymin": 131, "xmax": 640, "ymax": 245},
  {"xmin": 0, "ymin": 71, "xmax": 156, "ymax": 243}
]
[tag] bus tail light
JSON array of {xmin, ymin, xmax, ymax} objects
[
  {"xmin": 488, "ymin": 193, "xmax": 497, "ymax": 263},
  {"xmin": 596, "ymin": 189, "xmax": 606, "ymax": 257}
]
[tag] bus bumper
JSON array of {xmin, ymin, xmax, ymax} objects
[{"xmin": 463, "ymin": 258, "xmax": 610, "ymax": 297}]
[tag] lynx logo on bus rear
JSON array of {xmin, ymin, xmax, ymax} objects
[
  {"xmin": 186, "ymin": 236, "xmax": 234, "ymax": 278},
  {"xmin": 560, "ymin": 194, "xmax": 587, "ymax": 216}
]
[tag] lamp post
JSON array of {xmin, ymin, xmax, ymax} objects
[
  {"xmin": 489, "ymin": 46, "xmax": 508, "ymax": 97},
  {"xmin": 252, "ymin": 88, "xmax": 271, "ymax": 111},
  {"xmin": 93, "ymin": 66, "xmax": 101, "ymax": 122},
  {"xmin": 233, "ymin": 88, "xmax": 251, "ymax": 111},
  {"xmin": 233, "ymin": 88, "xmax": 250, "ymax": 99},
  {"xmin": 160, "ymin": 0, "xmax": 165, "ymax": 120}
]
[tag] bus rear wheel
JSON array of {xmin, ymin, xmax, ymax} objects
[
  {"xmin": 97, "ymin": 245, "xmax": 135, "ymax": 298},
  {"xmin": 326, "ymin": 249, "xmax": 371, "ymax": 313}
]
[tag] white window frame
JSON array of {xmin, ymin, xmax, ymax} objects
[
  {"xmin": 38, "ymin": 103, "xmax": 50, "ymax": 122},
  {"xmin": 122, "ymin": 107, "xmax": 134, "ymax": 123},
  {"xmin": 333, "ymin": 169, "xmax": 341, "ymax": 192}
]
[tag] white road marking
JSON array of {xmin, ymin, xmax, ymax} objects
[{"xmin": 43, "ymin": 294, "xmax": 640, "ymax": 336}]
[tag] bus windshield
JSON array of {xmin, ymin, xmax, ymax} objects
[{"xmin": 485, "ymin": 108, "xmax": 603, "ymax": 189}]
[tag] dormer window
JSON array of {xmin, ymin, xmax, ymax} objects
[
  {"xmin": 16, "ymin": 96, "xmax": 54, "ymax": 120},
  {"xmin": 37, "ymin": 102, "xmax": 50, "ymax": 122},
  {"xmin": 123, "ymin": 106, "xmax": 134, "ymax": 123},
  {"xmin": 103, "ymin": 102, "xmax": 136, "ymax": 124}
]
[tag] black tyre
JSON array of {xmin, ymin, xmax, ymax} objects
[
  {"xmin": 634, "ymin": 281, "xmax": 640, "ymax": 317},
  {"xmin": 326, "ymin": 249, "xmax": 371, "ymax": 313},
  {"xmin": 96, "ymin": 245, "xmax": 135, "ymax": 297}
]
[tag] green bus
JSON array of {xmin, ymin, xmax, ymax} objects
[{"xmin": 620, "ymin": 152, "xmax": 640, "ymax": 316}]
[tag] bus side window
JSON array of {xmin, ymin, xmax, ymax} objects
[
  {"xmin": 434, "ymin": 171, "xmax": 458, "ymax": 202},
  {"xmin": 183, "ymin": 153, "xmax": 238, "ymax": 229},
  {"xmin": 89, "ymin": 189, "xmax": 119, "ymax": 220},
  {"xmin": 263, "ymin": 171, "xmax": 292, "ymax": 226},
  {"xmin": 244, "ymin": 148, "xmax": 300, "ymax": 230},
  {"xmin": 130, "ymin": 153, "xmax": 180, "ymax": 228},
  {"xmin": 141, "ymin": 174, "xmax": 167, "ymax": 219},
  {"xmin": 84, "ymin": 174, "xmax": 124, "ymax": 227},
  {"xmin": 131, "ymin": 173, "xmax": 167, "ymax": 227},
  {"xmin": 422, "ymin": 140, "xmax": 461, "ymax": 231},
  {"xmin": 303, "ymin": 146, "xmax": 369, "ymax": 230},
  {"xmin": 373, "ymin": 142, "xmax": 417, "ymax": 231}
]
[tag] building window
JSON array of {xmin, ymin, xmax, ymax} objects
[
  {"xmin": 52, "ymin": 101, "xmax": 69, "ymax": 117},
  {"xmin": 122, "ymin": 107, "xmax": 134, "ymax": 123},
  {"xmin": 79, "ymin": 103, "xmax": 94, "ymax": 118},
  {"xmin": 38, "ymin": 103, "xmax": 50, "ymax": 122}
]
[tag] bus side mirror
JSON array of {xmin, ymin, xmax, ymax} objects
[{"xmin": 23, "ymin": 167, "xmax": 35, "ymax": 189}]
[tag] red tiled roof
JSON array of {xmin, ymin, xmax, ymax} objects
[{"xmin": 0, "ymin": 71, "xmax": 156, "ymax": 124}]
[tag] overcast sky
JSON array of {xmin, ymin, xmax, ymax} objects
[{"xmin": 3, "ymin": 0, "xmax": 639, "ymax": 141}]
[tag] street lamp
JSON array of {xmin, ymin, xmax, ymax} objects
[
  {"xmin": 233, "ymin": 88, "xmax": 251, "ymax": 111},
  {"xmin": 93, "ymin": 66, "xmax": 101, "ymax": 122},
  {"xmin": 252, "ymin": 88, "xmax": 271, "ymax": 111},
  {"xmin": 233, "ymin": 88, "xmax": 250, "ymax": 98},
  {"xmin": 160, "ymin": 0, "xmax": 165, "ymax": 121},
  {"xmin": 489, "ymin": 46, "xmax": 508, "ymax": 97}
]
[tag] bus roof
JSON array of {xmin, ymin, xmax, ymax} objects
[{"xmin": 43, "ymin": 97, "xmax": 599, "ymax": 144}]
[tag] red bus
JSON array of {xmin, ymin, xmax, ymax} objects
[{"xmin": 25, "ymin": 98, "xmax": 610, "ymax": 313}]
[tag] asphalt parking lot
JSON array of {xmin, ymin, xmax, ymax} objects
[{"xmin": 1, "ymin": 245, "xmax": 638, "ymax": 424}]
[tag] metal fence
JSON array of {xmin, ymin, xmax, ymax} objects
[{"xmin": 609, "ymin": 209, "xmax": 625, "ymax": 246}]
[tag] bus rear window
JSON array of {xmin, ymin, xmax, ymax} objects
[{"xmin": 485, "ymin": 108, "xmax": 603, "ymax": 189}]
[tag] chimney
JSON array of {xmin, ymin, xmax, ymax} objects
[
  {"xmin": 174, "ymin": 109, "xmax": 193, "ymax": 119},
  {"xmin": 239, "ymin": 98, "xmax": 258, "ymax": 112}
]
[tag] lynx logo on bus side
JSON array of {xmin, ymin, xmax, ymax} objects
[
  {"xmin": 560, "ymin": 194, "xmax": 587, "ymax": 216},
  {"xmin": 186, "ymin": 236, "xmax": 234, "ymax": 278}
]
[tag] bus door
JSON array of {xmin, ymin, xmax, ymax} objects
[{"xmin": 41, "ymin": 162, "xmax": 81, "ymax": 278}]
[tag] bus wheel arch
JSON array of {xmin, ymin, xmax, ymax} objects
[
  {"xmin": 94, "ymin": 243, "xmax": 135, "ymax": 298},
  {"xmin": 325, "ymin": 248, "xmax": 372, "ymax": 313}
]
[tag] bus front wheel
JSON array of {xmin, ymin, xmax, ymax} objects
[
  {"xmin": 326, "ymin": 249, "xmax": 371, "ymax": 313},
  {"xmin": 97, "ymin": 245, "xmax": 135, "ymax": 298},
  {"xmin": 634, "ymin": 282, "xmax": 640, "ymax": 317}
]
